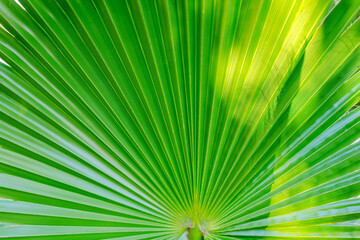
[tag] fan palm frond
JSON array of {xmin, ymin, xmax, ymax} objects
[{"xmin": 0, "ymin": 0, "xmax": 359, "ymax": 239}]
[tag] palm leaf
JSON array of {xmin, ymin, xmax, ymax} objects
[{"xmin": 0, "ymin": 0, "xmax": 359, "ymax": 239}]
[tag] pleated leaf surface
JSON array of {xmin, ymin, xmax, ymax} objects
[{"xmin": 0, "ymin": 0, "xmax": 359, "ymax": 239}]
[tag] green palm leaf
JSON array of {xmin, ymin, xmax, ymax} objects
[{"xmin": 0, "ymin": 0, "xmax": 359, "ymax": 239}]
